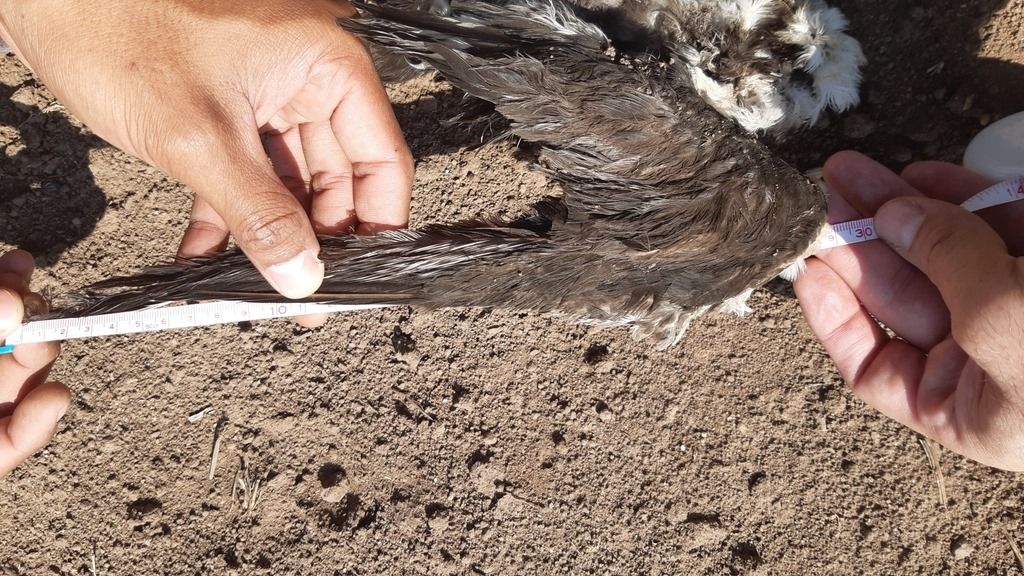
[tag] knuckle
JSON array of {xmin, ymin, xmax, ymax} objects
[
  {"xmin": 235, "ymin": 204, "xmax": 308, "ymax": 256},
  {"xmin": 310, "ymin": 170, "xmax": 354, "ymax": 195},
  {"xmin": 352, "ymin": 157, "xmax": 414, "ymax": 180},
  {"xmin": 185, "ymin": 218, "xmax": 227, "ymax": 236}
]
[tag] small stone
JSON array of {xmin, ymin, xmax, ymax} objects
[
  {"xmin": 321, "ymin": 485, "xmax": 349, "ymax": 503},
  {"xmin": 843, "ymin": 113, "xmax": 877, "ymax": 139},
  {"xmin": 890, "ymin": 146, "xmax": 913, "ymax": 164},
  {"xmin": 8, "ymin": 86, "xmax": 37, "ymax": 113},
  {"xmin": 419, "ymin": 96, "xmax": 438, "ymax": 115},
  {"xmin": 595, "ymin": 400, "xmax": 614, "ymax": 422},
  {"xmin": 397, "ymin": 350, "xmax": 422, "ymax": 372},
  {"xmin": 273, "ymin": 351, "xmax": 296, "ymax": 368},
  {"xmin": 951, "ymin": 536, "xmax": 973, "ymax": 560}
]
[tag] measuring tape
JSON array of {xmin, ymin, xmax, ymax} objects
[
  {"xmin": 1, "ymin": 301, "xmax": 394, "ymax": 352},
  {"xmin": 813, "ymin": 177, "xmax": 1024, "ymax": 250},
  {"xmin": 2, "ymin": 178, "xmax": 1021, "ymax": 353}
]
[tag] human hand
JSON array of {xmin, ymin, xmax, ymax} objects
[
  {"xmin": 0, "ymin": 0, "xmax": 413, "ymax": 300},
  {"xmin": 0, "ymin": 250, "xmax": 71, "ymax": 479},
  {"xmin": 795, "ymin": 151, "xmax": 1024, "ymax": 470}
]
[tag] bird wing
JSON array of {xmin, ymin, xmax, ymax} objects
[{"xmin": 342, "ymin": 0, "xmax": 823, "ymax": 250}]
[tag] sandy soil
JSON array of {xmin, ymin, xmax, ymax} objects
[{"xmin": 1, "ymin": 1, "xmax": 1023, "ymax": 574}]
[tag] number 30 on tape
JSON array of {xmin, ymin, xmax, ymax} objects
[{"xmin": 814, "ymin": 177, "xmax": 1023, "ymax": 251}]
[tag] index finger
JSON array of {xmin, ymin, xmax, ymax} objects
[
  {"xmin": 330, "ymin": 47, "xmax": 413, "ymax": 233},
  {"xmin": 814, "ymin": 152, "xmax": 950, "ymax": 349},
  {"xmin": 901, "ymin": 161, "xmax": 1024, "ymax": 255},
  {"xmin": 0, "ymin": 250, "xmax": 35, "ymax": 282}
]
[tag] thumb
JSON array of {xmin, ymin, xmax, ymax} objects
[
  {"xmin": 159, "ymin": 120, "xmax": 324, "ymax": 299},
  {"xmin": 875, "ymin": 197, "xmax": 1023, "ymax": 363}
]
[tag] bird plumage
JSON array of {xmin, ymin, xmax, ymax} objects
[
  {"xmin": 375, "ymin": 0, "xmax": 865, "ymax": 134},
  {"xmin": 55, "ymin": 0, "xmax": 861, "ymax": 348}
]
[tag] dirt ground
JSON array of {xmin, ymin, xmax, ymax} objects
[{"xmin": 1, "ymin": 1, "xmax": 1023, "ymax": 574}]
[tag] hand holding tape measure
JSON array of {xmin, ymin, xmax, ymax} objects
[{"xmin": 794, "ymin": 152, "xmax": 1024, "ymax": 471}]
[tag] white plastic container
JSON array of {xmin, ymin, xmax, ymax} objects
[{"xmin": 963, "ymin": 111, "xmax": 1024, "ymax": 179}]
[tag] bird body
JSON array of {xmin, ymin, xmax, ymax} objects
[{"xmin": 57, "ymin": 0, "xmax": 863, "ymax": 348}]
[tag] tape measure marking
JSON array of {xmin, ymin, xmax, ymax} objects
[
  {"xmin": 3, "ymin": 301, "xmax": 394, "ymax": 347},
  {"xmin": 814, "ymin": 177, "xmax": 1023, "ymax": 251}
]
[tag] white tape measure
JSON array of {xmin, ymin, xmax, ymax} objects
[
  {"xmin": 814, "ymin": 177, "xmax": 1024, "ymax": 251},
  {"xmin": 2, "ymin": 301, "xmax": 394, "ymax": 351}
]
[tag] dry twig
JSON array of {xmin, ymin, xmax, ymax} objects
[
  {"xmin": 209, "ymin": 415, "xmax": 228, "ymax": 480},
  {"xmin": 1003, "ymin": 528, "xmax": 1024, "ymax": 572},
  {"xmin": 234, "ymin": 454, "xmax": 268, "ymax": 513},
  {"xmin": 919, "ymin": 437, "xmax": 948, "ymax": 509},
  {"xmin": 187, "ymin": 404, "xmax": 213, "ymax": 423}
]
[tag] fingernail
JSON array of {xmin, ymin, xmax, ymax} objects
[
  {"xmin": 266, "ymin": 250, "xmax": 324, "ymax": 299},
  {"xmin": 876, "ymin": 199, "xmax": 926, "ymax": 253},
  {"xmin": 0, "ymin": 288, "xmax": 22, "ymax": 336}
]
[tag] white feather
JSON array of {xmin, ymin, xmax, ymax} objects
[
  {"xmin": 718, "ymin": 289, "xmax": 755, "ymax": 316},
  {"xmin": 736, "ymin": 0, "xmax": 778, "ymax": 31}
]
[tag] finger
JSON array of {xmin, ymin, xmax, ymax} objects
[
  {"xmin": 0, "ymin": 381, "xmax": 71, "ymax": 478},
  {"xmin": 901, "ymin": 162, "xmax": 1024, "ymax": 255},
  {"xmin": 794, "ymin": 258, "xmax": 930, "ymax": 436},
  {"xmin": 300, "ymin": 120, "xmax": 357, "ymax": 234},
  {"xmin": 266, "ymin": 127, "xmax": 313, "ymax": 211},
  {"xmin": 915, "ymin": 336, "xmax": 969, "ymax": 434},
  {"xmin": 178, "ymin": 196, "xmax": 230, "ymax": 259},
  {"xmin": 900, "ymin": 161, "xmax": 995, "ymax": 204},
  {"xmin": 0, "ymin": 338, "xmax": 60, "ymax": 411},
  {"xmin": 0, "ymin": 249, "xmax": 35, "ymax": 282},
  {"xmin": 0, "ymin": 270, "xmax": 46, "ymax": 337},
  {"xmin": 0, "ymin": 287, "xmax": 25, "ymax": 339},
  {"xmin": 795, "ymin": 258, "xmax": 890, "ymax": 384},
  {"xmin": 852, "ymin": 336, "xmax": 1015, "ymax": 471},
  {"xmin": 875, "ymin": 196, "xmax": 1023, "ymax": 377},
  {"xmin": 815, "ymin": 152, "xmax": 950, "ymax": 349},
  {"xmin": 329, "ymin": 55, "xmax": 413, "ymax": 233},
  {"xmin": 266, "ymin": 128, "xmax": 330, "ymax": 328},
  {"xmin": 824, "ymin": 151, "xmax": 925, "ymax": 214},
  {"xmin": 159, "ymin": 108, "xmax": 324, "ymax": 298}
]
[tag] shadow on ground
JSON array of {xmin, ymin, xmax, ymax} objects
[{"xmin": 0, "ymin": 79, "xmax": 107, "ymax": 264}]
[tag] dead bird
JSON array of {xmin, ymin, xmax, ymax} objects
[
  {"xmin": 376, "ymin": 0, "xmax": 865, "ymax": 134},
  {"xmin": 56, "ymin": 0, "xmax": 863, "ymax": 348}
]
